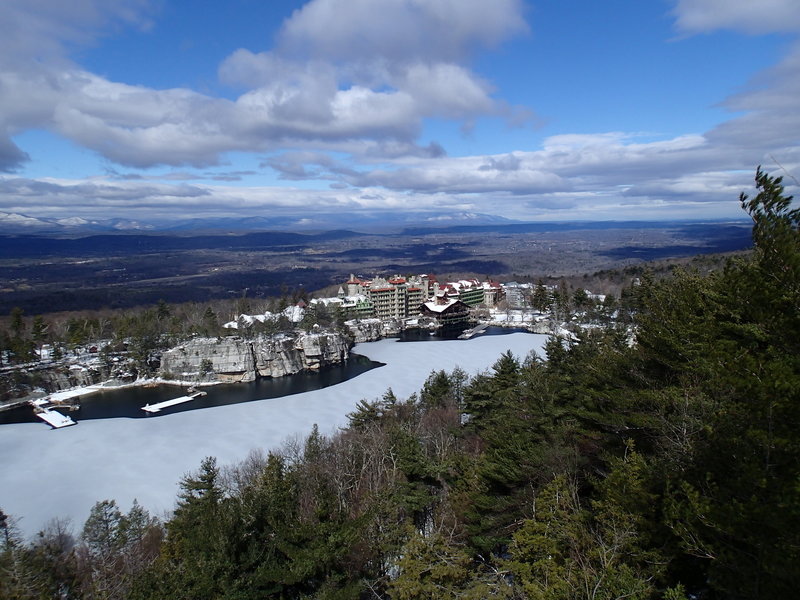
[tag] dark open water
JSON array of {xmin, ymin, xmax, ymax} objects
[
  {"xmin": 0, "ymin": 354, "xmax": 380, "ymax": 425},
  {"xmin": 0, "ymin": 327, "xmax": 527, "ymax": 425}
]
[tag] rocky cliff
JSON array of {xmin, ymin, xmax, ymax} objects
[
  {"xmin": 0, "ymin": 358, "xmax": 138, "ymax": 404},
  {"xmin": 345, "ymin": 317, "xmax": 448, "ymax": 342},
  {"xmin": 346, "ymin": 319, "xmax": 383, "ymax": 343},
  {"xmin": 160, "ymin": 331, "xmax": 351, "ymax": 383},
  {"xmin": 36, "ymin": 364, "xmax": 102, "ymax": 391}
]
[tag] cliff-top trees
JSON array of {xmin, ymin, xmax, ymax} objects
[{"xmin": 660, "ymin": 168, "xmax": 800, "ymax": 597}]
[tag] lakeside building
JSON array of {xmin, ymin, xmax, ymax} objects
[
  {"xmin": 433, "ymin": 280, "xmax": 481, "ymax": 307},
  {"xmin": 431, "ymin": 278, "xmax": 503, "ymax": 308},
  {"xmin": 343, "ymin": 274, "xmax": 433, "ymax": 320},
  {"xmin": 419, "ymin": 297, "xmax": 471, "ymax": 328},
  {"xmin": 311, "ymin": 295, "xmax": 375, "ymax": 320},
  {"xmin": 503, "ymin": 281, "xmax": 532, "ymax": 308},
  {"xmin": 325, "ymin": 273, "xmax": 505, "ymax": 321},
  {"xmin": 367, "ymin": 276, "xmax": 408, "ymax": 319},
  {"xmin": 346, "ymin": 295, "xmax": 375, "ymax": 319},
  {"xmin": 482, "ymin": 280, "xmax": 504, "ymax": 307}
]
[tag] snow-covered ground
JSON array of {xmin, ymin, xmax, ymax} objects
[
  {"xmin": 0, "ymin": 333, "xmax": 547, "ymax": 539},
  {"xmin": 488, "ymin": 308, "xmax": 543, "ymax": 323}
]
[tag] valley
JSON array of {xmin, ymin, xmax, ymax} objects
[{"xmin": 0, "ymin": 220, "xmax": 752, "ymax": 314}]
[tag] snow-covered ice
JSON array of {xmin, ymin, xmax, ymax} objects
[{"xmin": 0, "ymin": 333, "xmax": 546, "ymax": 538}]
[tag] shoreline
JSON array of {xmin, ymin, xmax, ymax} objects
[
  {"xmin": 0, "ymin": 319, "xmax": 563, "ymax": 414},
  {"xmin": 0, "ymin": 377, "xmax": 223, "ymax": 414}
]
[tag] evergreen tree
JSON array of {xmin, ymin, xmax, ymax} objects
[
  {"xmin": 532, "ymin": 280, "xmax": 551, "ymax": 312},
  {"xmin": 31, "ymin": 315, "xmax": 47, "ymax": 356},
  {"xmin": 655, "ymin": 169, "xmax": 800, "ymax": 597},
  {"xmin": 10, "ymin": 306, "xmax": 24, "ymax": 339},
  {"xmin": 146, "ymin": 457, "xmax": 225, "ymax": 598},
  {"xmin": 156, "ymin": 299, "xmax": 171, "ymax": 322},
  {"xmin": 390, "ymin": 531, "xmax": 512, "ymax": 599},
  {"xmin": 201, "ymin": 306, "xmax": 218, "ymax": 336},
  {"xmin": 419, "ymin": 370, "xmax": 454, "ymax": 410}
]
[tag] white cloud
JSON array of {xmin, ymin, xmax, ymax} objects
[
  {"xmin": 0, "ymin": 0, "xmax": 154, "ymax": 66},
  {"xmin": 707, "ymin": 43, "xmax": 800, "ymax": 162},
  {"xmin": 276, "ymin": 0, "xmax": 528, "ymax": 64},
  {"xmin": 672, "ymin": 0, "xmax": 800, "ymax": 35},
  {"xmin": 0, "ymin": 0, "xmax": 158, "ymax": 170},
  {"xmin": 398, "ymin": 63, "xmax": 496, "ymax": 118},
  {"xmin": 0, "ymin": 0, "xmax": 797, "ymax": 222},
  {"xmin": 0, "ymin": 0, "xmax": 530, "ymax": 171},
  {"xmin": 322, "ymin": 124, "xmax": 799, "ymax": 218},
  {"xmin": 668, "ymin": 3, "xmax": 800, "ymax": 182},
  {"xmin": 215, "ymin": 0, "xmax": 530, "ymax": 156},
  {"xmin": 0, "ymin": 175, "xmax": 452, "ymax": 221}
]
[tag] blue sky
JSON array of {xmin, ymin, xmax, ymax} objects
[{"xmin": 1, "ymin": 0, "xmax": 799, "ymax": 228}]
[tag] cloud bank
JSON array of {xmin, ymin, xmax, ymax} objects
[
  {"xmin": 0, "ymin": 0, "xmax": 798, "ymax": 222},
  {"xmin": 1, "ymin": 0, "xmax": 529, "ymax": 172}
]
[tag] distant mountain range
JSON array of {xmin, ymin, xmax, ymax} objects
[
  {"xmin": 0, "ymin": 212, "xmax": 154, "ymax": 233},
  {"xmin": 0, "ymin": 210, "xmax": 516, "ymax": 235}
]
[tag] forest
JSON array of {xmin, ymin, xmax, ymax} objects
[{"xmin": 1, "ymin": 168, "xmax": 798, "ymax": 599}]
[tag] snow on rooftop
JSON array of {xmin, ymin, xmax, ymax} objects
[
  {"xmin": 223, "ymin": 306, "xmax": 306, "ymax": 329},
  {"xmin": 310, "ymin": 297, "xmax": 343, "ymax": 306},
  {"xmin": 423, "ymin": 299, "xmax": 459, "ymax": 313},
  {"xmin": 224, "ymin": 312, "xmax": 278, "ymax": 329}
]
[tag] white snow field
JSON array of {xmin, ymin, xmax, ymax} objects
[{"xmin": 0, "ymin": 333, "xmax": 547, "ymax": 538}]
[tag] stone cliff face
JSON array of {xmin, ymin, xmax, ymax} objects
[
  {"xmin": 346, "ymin": 319, "xmax": 383, "ymax": 343},
  {"xmin": 345, "ymin": 317, "xmax": 444, "ymax": 342},
  {"xmin": 0, "ymin": 359, "xmax": 138, "ymax": 401},
  {"xmin": 40, "ymin": 365, "xmax": 101, "ymax": 391},
  {"xmin": 160, "ymin": 331, "xmax": 351, "ymax": 383},
  {"xmin": 528, "ymin": 320, "xmax": 555, "ymax": 335}
]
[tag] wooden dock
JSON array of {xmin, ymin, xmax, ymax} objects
[
  {"xmin": 458, "ymin": 323, "xmax": 489, "ymax": 339},
  {"xmin": 35, "ymin": 408, "xmax": 77, "ymax": 429},
  {"xmin": 142, "ymin": 390, "xmax": 206, "ymax": 414}
]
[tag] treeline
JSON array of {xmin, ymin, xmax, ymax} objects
[
  {"xmin": 501, "ymin": 279, "xmax": 635, "ymax": 325},
  {"xmin": 0, "ymin": 288, "xmax": 343, "ymax": 402},
  {"xmin": 0, "ymin": 289, "xmax": 318, "ymax": 368},
  {"xmin": 2, "ymin": 168, "xmax": 799, "ymax": 598},
  {"xmin": 510, "ymin": 249, "xmax": 746, "ymax": 301}
]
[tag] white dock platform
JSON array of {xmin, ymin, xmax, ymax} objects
[
  {"xmin": 142, "ymin": 391, "xmax": 206, "ymax": 414},
  {"xmin": 36, "ymin": 409, "xmax": 77, "ymax": 428},
  {"xmin": 459, "ymin": 323, "xmax": 489, "ymax": 339}
]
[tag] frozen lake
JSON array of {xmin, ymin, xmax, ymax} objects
[{"xmin": 0, "ymin": 332, "xmax": 547, "ymax": 538}]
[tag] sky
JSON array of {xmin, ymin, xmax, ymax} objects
[{"xmin": 1, "ymin": 0, "xmax": 799, "ymax": 228}]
